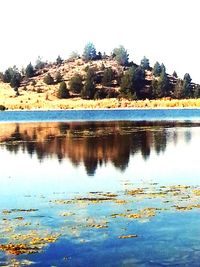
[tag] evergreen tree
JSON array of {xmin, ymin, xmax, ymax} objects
[
  {"xmin": 69, "ymin": 74, "xmax": 83, "ymax": 93},
  {"xmin": 3, "ymin": 67, "xmax": 18, "ymax": 83},
  {"xmin": 57, "ymin": 81, "xmax": 69, "ymax": 98},
  {"xmin": 183, "ymin": 73, "xmax": 192, "ymax": 98},
  {"xmin": 172, "ymin": 71, "xmax": 178, "ymax": 78},
  {"xmin": 133, "ymin": 66, "xmax": 146, "ymax": 98},
  {"xmin": 83, "ymin": 42, "xmax": 97, "ymax": 61},
  {"xmin": 160, "ymin": 63, "xmax": 166, "ymax": 73},
  {"xmin": 25, "ymin": 63, "xmax": 34, "ymax": 78},
  {"xmin": 81, "ymin": 68, "xmax": 96, "ymax": 99},
  {"xmin": 3, "ymin": 68, "xmax": 13, "ymax": 83},
  {"xmin": 140, "ymin": 56, "xmax": 150, "ymax": 70},
  {"xmin": 120, "ymin": 70, "xmax": 134, "ymax": 98},
  {"xmin": 193, "ymin": 84, "xmax": 200, "ymax": 98},
  {"xmin": 152, "ymin": 69, "xmax": 170, "ymax": 98},
  {"xmin": 173, "ymin": 79, "xmax": 184, "ymax": 99},
  {"xmin": 153, "ymin": 62, "xmax": 162, "ymax": 77},
  {"xmin": 81, "ymin": 79, "xmax": 96, "ymax": 99},
  {"xmin": 120, "ymin": 66, "xmax": 145, "ymax": 99},
  {"xmin": 10, "ymin": 72, "xmax": 21, "ymax": 89},
  {"xmin": 112, "ymin": 46, "xmax": 129, "ymax": 66},
  {"xmin": 102, "ymin": 68, "xmax": 114, "ymax": 86},
  {"xmin": 56, "ymin": 55, "xmax": 63, "ymax": 65},
  {"xmin": 183, "ymin": 73, "xmax": 192, "ymax": 83}
]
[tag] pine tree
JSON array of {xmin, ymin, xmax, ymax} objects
[
  {"xmin": 152, "ymin": 69, "xmax": 170, "ymax": 98},
  {"xmin": 112, "ymin": 46, "xmax": 129, "ymax": 66},
  {"xmin": 120, "ymin": 66, "xmax": 145, "ymax": 99},
  {"xmin": 83, "ymin": 42, "xmax": 97, "ymax": 61},
  {"xmin": 140, "ymin": 56, "xmax": 150, "ymax": 70},
  {"xmin": 153, "ymin": 62, "xmax": 162, "ymax": 77},
  {"xmin": 183, "ymin": 73, "xmax": 192, "ymax": 98},
  {"xmin": 25, "ymin": 63, "xmax": 34, "ymax": 78},
  {"xmin": 120, "ymin": 71, "xmax": 133, "ymax": 97}
]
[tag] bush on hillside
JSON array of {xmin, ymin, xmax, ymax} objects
[
  {"xmin": 0, "ymin": 105, "xmax": 6, "ymax": 111},
  {"xmin": 57, "ymin": 81, "xmax": 69, "ymax": 99},
  {"xmin": 69, "ymin": 74, "xmax": 83, "ymax": 93},
  {"xmin": 43, "ymin": 73, "xmax": 54, "ymax": 85}
]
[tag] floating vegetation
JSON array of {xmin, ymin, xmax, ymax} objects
[
  {"xmin": 89, "ymin": 224, "xmax": 108, "ymax": 229},
  {"xmin": 126, "ymin": 189, "xmax": 144, "ymax": 196},
  {"xmin": 0, "ymin": 233, "xmax": 60, "ymax": 256},
  {"xmin": 118, "ymin": 235, "xmax": 138, "ymax": 239},
  {"xmin": 0, "ymin": 243, "xmax": 39, "ymax": 255},
  {"xmin": 2, "ymin": 209, "xmax": 38, "ymax": 215},
  {"xmin": 1, "ymin": 183, "xmax": 200, "ymax": 265}
]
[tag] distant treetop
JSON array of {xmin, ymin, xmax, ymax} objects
[
  {"xmin": 83, "ymin": 42, "xmax": 97, "ymax": 61},
  {"xmin": 140, "ymin": 56, "xmax": 150, "ymax": 70},
  {"xmin": 112, "ymin": 45, "xmax": 129, "ymax": 66}
]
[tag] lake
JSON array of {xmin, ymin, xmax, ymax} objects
[{"xmin": 1, "ymin": 110, "xmax": 200, "ymax": 266}]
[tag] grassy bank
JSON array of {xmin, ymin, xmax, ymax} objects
[{"xmin": 1, "ymin": 85, "xmax": 200, "ymax": 110}]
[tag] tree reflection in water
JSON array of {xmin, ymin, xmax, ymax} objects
[{"xmin": 0, "ymin": 121, "xmax": 195, "ymax": 176}]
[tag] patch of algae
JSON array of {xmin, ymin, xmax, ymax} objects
[
  {"xmin": 118, "ymin": 234, "xmax": 138, "ymax": 239},
  {"xmin": 111, "ymin": 207, "xmax": 161, "ymax": 219},
  {"xmin": 1, "ymin": 183, "xmax": 200, "ymax": 264},
  {"xmin": 0, "ymin": 243, "xmax": 39, "ymax": 255},
  {"xmin": 0, "ymin": 233, "xmax": 60, "ymax": 255}
]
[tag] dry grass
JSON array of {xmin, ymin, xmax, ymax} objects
[{"xmin": 1, "ymin": 82, "xmax": 200, "ymax": 110}]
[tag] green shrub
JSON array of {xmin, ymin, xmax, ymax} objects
[
  {"xmin": 43, "ymin": 73, "xmax": 54, "ymax": 85},
  {"xmin": 0, "ymin": 105, "xmax": 6, "ymax": 111},
  {"xmin": 102, "ymin": 68, "xmax": 114, "ymax": 86},
  {"xmin": 57, "ymin": 82, "xmax": 69, "ymax": 99},
  {"xmin": 69, "ymin": 74, "xmax": 83, "ymax": 93}
]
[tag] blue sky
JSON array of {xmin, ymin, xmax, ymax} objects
[{"xmin": 0, "ymin": 0, "xmax": 199, "ymax": 82}]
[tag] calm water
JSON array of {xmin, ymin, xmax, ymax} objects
[
  {"xmin": 1, "ymin": 110, "xmax": 200, "ymax": 266},
  {"xmin": 1, "ymin": 108, "xmax": 200, "ymax": 122}
]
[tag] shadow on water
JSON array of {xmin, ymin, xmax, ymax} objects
[{"xmin": 0, "ymin": 121, "xmax": 196, "ymax": 176}]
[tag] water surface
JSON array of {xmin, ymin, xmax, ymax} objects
[
  {"xmin": 0, "ymin": 119, "xmax": 200, "ymax": 266},
  {"xmin": 1, "ymin": 108, "xmax": 200, "ymax": 122}
]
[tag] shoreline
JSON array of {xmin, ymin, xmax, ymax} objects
[
  {"xmin": 2, "ymin": 106, "xmax": 200, "ymax": 112},
  {"xmin": 2, "ymin": 98, "xmax": 200, "ymax": 111}
]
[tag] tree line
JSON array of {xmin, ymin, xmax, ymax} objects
[{"xmin": 0, "ymin": 42, "xmax": 199, "ymax": 100}]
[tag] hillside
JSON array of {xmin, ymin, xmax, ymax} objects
[{"xmin": 0, "ymin": 54, "xmax": 200, "ymax": 110}]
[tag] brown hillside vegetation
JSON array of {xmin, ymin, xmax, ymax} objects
[{"xmin": 1, "ymin": 57, "xmax": 200, "ymax": 110}]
